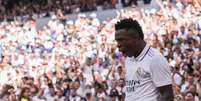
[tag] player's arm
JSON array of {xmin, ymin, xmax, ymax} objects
[
  {"xmin": 150, "ymin": 53, "xmax": 174, "ymax": 101},
  {"xmin": 157, "ymin": 85, "xmax": 174, "ymax": 101}
]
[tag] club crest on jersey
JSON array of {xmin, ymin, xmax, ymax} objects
[{"xmin": 136, "ymin": 67, "xmax": 149, "ymax": 79}]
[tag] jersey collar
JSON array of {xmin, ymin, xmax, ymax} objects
[{"xmin": 135, "ymin": 44, "xmax": 150, "ymax": 61}]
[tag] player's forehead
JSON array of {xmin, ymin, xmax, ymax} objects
[
  {"xmin": 115, "ymin": 34, "xmax": 130, "ymax": 40},
  {"xmin": 115, "ymin": 29, "xmax": 138, "ymax": 40}
]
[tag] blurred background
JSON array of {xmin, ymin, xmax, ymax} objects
[{"xmin": 0, "ymin": 0, "xmax": 201, "ymax": 101}]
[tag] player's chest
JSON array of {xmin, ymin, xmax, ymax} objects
[{"xmin": 125, "ymin": 60, "xmax": 151, "ymax": 80}]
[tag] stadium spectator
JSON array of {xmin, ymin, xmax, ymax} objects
[
  {"xmin": 0, "ymin": 0, "xmax": 201, "ymax": 100},
  {"xmin": 0, "ymin": 0, "xmax": 118, "ymax": 21}
]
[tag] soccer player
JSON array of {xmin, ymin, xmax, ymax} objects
[{"xmin": 115, "ymin": 18, "xmax": 174, "ymax": 101}]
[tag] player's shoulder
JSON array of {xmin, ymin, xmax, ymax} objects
[{"xmin": 147, "ymin": 47, "xmax": 165, "ymax": 60}]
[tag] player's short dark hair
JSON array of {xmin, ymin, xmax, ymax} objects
[{"xmin": 115, "ymin": 18, "xmax": 144, "ymax": 39}]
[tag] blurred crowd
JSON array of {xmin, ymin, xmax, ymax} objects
[
  {"xmin": 0, "ymin": 0, "xmax": 117, "ymax": 21},
  {"xmin": 0, "ymin": 0, "xmax": 201, "ymax": 101}
]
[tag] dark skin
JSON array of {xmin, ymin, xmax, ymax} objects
[
  {"xmin": 115, "ymin": 29, "xmax": 174, "ymax": 101},
  {"xmin": 115, "ymin": 33, "xmax": 145, "ymax": 57}
]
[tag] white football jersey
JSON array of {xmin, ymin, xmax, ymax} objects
[{"xmin": 124, "ymin": 44, "xmax": 172, "ymax": 101}]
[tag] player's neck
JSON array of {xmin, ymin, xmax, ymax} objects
[{"xmin": 133, "ymin": 41, "xmax": 146, "ymax": 58}]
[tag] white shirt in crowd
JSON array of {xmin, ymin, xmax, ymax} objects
[
  {"xmin": 173, "ymin": 73, "xmax": 183, "ymax": 86},
  {"xmin": 32, "ymin": 96, "xmax": 46, "ymax": 101},
  {"xmin": 124, "ymin": 44, "xmax": 172, "ymax": 101},
  {"xmin": 45, "ymin": 95, "xmax": 57, "ymax": 101},
  {"xmin": 69, "ymin": 96, "xmax": 81, "ymax": 101}
]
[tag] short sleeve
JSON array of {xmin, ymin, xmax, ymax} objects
[{"xmin": 150, "ymin": 54, "xmax": 172, "ymax": 87}]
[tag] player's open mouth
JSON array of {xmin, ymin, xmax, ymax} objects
[
  {"xmin": 122, "ymin": 51, "xmax": 127, "ymax": 56},
  {"xmin": 119, "ymin": 48, "xmax": 126, "ymax": 56}
]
